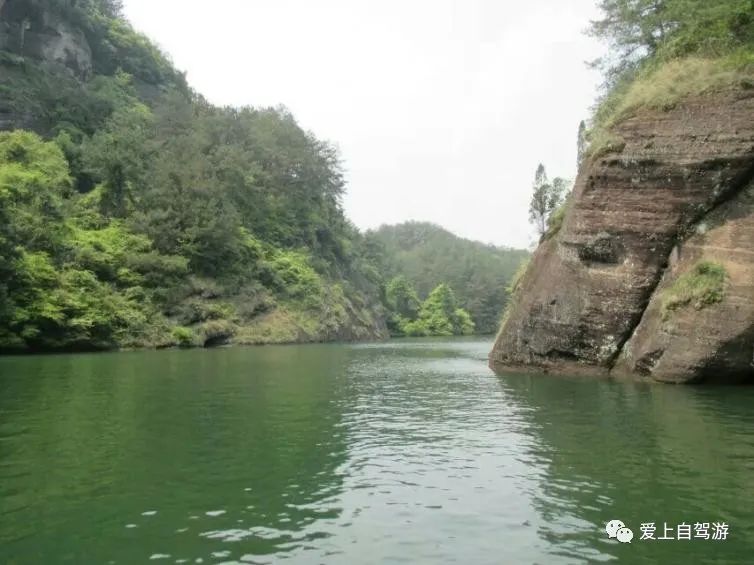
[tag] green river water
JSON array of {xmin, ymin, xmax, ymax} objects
[{"xmin": 1, "ymin": 338, "xmax": 753, "ymax": 564}]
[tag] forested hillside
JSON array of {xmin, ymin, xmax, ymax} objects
[
  {"xmin": 368, "ymin": 222, "xmax": 529, "ymax": 334},
  {"xmin": 0, "ymin": 0, "xmax": 388, "ymax": 351}
]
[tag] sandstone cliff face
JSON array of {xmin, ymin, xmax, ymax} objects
[
  {"xmin": 490, "ymin": 90, "xmax": 754, "ymax": 384},
  {"xmin": 615, "ymin": 182, "xmax": 754, "ymax": 383}
]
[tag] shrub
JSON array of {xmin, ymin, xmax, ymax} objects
[
  {"xmin": 262, "ymin": 250, "xmax": 324, "ymax": 307},
  {"xmin": 661, "ymin": 261, "xmax": 727, "ymax": 319},
  {"xmin": 9, "ymin": 251, "xmax": 149, "ymax": 350},
  {"xmin": 67, "ymin": 222, "xmax": 151, "ymax": 282},
  {"xmin": 171, "ymin": 326, "xmax": 195, "ymax": 348}
]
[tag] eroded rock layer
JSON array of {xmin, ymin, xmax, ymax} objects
[
  {"xmin": 490, "ymin": 90, "xmax": 754, "ymax": 383},
  {"xmin": 615, "ymin": 183, "xmax": 754, "ymax": 383}
]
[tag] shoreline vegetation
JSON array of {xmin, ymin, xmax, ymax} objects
[{"xmin": 0, "ymin": 1, "xmax": 527, "ymax": 354}]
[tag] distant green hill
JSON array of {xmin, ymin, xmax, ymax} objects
[{"xmin": 367, "ymin": 222, "xmax": 529, "ymax": 334}]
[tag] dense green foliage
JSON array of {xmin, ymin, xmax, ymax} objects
[
  {"xmin": 402, "ymin": 284, "xmax": 475, "ymax": 337},
  {"xmin": 383, "ymin": 277, "xmax": 474, "ymax": 337},
  {"xmin": 384, "ymin": 275, "xmax": 420, "ymax": 333},
  {"xmin": 368, "ymin": 222, "xmax": 529, "ymax": 334},
  {"xmin": 661, "ymin": 261, "xmax": 727, "ymax": 319},
  {"xmin": 0, "ymin": 130, "xmax": 178, "ymax": 349},
  {"xmin": 0, "ymin": 2, "xmax": 387, "ymax": 351},
  {"xmin": 589, "ymin": 0, "xmax": 754, "ymax": 83},
  {"xmin": 576, "ymin": 120, "xmax": 587, "ymax": 170}
]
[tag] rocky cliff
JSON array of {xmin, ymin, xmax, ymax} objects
[
  {"xmin": 0, "ymin": 0, "xmax": 94, "ymax": 131},
  {"xmin": 490, "ymin": 89, "xmax": 754, "ymax": 384},
  {"xmin": 0, "ymin": 0, "xmax": 92, "ymax": 75}
]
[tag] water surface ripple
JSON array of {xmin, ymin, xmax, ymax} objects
[{"xmin": 1, "ymin": 338, "xmax": 753, "ymax": 563}]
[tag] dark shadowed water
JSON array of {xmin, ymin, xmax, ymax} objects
[{"xmin": 1, "ymin": 338, "xmax": 753, "ymax": 564}]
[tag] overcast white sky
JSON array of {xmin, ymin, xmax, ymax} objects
[{"xmin": 123, "ymin": 0, "xmax": 604, "ymax": 249}]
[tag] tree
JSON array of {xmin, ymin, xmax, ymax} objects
[
  {"xmin": 588, "ymin": 0, "xmax": 754, "ymax": 84},
  {"xmin": 83, "ymin": 103, "xmax": 154, "ymax": 217},
  {"xmin": 0, "ymin": 131, "xmax": 71, "ymax": 254},
  {"xmin": 0, "ymin": 131, "xmax": 71, "ymax": 347},
  {"xmin": 577, "ymin": 120, "xmax": 588, "ymax": 170},
  {"xmin": 403, "ymin": 284, "xmax": 475, "ymax": 337},
  {"xmin": 386, "ymin": 276, "xmax": 421, "ymax": 320},
  {"xmin": 0, "ymin": 131, "xmax": 190, "ymax": 351},
  {"xmin": 529, "ymin": 164, "xmax": 567, "ymax": 238},
  {"xmin": 529, "ymin": 164, "xmax": 549, "ymax": 237},
  {"xmin": 550, "ymin": 177, "xmax": 570, "ymax": 204},
  {"xmin": 97, "ymin": 0, "xmax": 124, "ymax": 17},
  {"xmin": 589, "ymin": 0, "xmax": 669, "ymax": 67},
  {"xmin": 384, "ymin": 275, "xmax": 421, "ymax": 335},
  {"xmin": 133, "ymin": 132, "xmax": 244, "ymax": 276}
]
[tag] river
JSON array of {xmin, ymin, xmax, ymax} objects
[{"xmin": 1, "ymin": 338, "xmax": 753, "ymax": 564}]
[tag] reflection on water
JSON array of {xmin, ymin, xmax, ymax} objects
[
  {"xmin": 499, "ymin": 373, "xmax": 754, "ymax": 564},
  {"xmin": 1, "ymin": 339, "xmax": 753, "ymax": 564}
]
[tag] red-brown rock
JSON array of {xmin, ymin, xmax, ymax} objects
[{"xmin": 490, "ymin": 90, "xmax": 754, "ymax": 383}]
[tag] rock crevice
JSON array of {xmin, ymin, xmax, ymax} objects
[
  {"xmin": 607, "ymin": 162, "xmax": 754, "ymax": 373},
  {"xmin": 490, "ymin": 91, "xmax": 754, "ymax": 384}
]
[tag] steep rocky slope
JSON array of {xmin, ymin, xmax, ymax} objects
[
  {"xmin": 490, "ymin": 89, "xmax": 754, "ymax": 384},
  {"xmin": 615, "ymin": 181, "xmax": 753, "ymax": 382}
]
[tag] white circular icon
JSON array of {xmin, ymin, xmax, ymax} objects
[
  {"xmin": 605, "ymin": 519, "xmax": 625, "ymax": 539},
  {"xmin": 616, "ymin": 527, "xmax": 634, "ymax": 543}
]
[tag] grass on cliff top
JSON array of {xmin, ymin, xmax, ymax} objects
[
  {"xmin": 587, "ymin": 51, "xmax": 754, "ymax": 158},
  {"xmin": 661, "ymin": 261, "xmax": 727, "ymax": 320}
]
